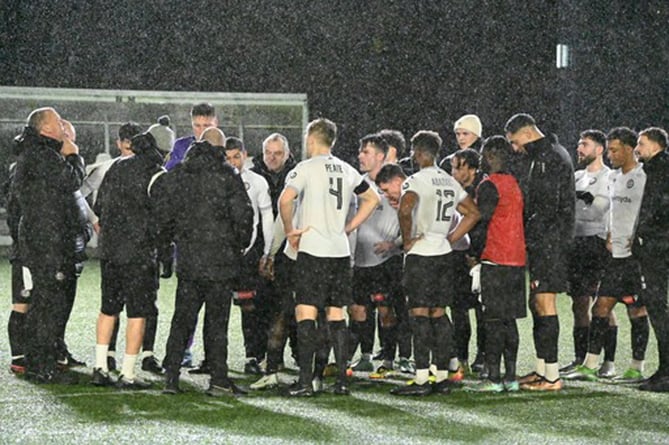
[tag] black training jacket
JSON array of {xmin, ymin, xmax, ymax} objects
[
  {"xmin": 95, "ymin": 147, "xmax": 164, "ymax": 265},
  {"xmin": 634, "ymin": 150, "xmax": 669, "ymax": 256},
  {"xmin": 522, "ymin": 136, "xmax": 575, "ymax": 252},
  {"xmin": 11, "ymin": 127, "xmax": 85, "ymax": 271},
  {"xmin": 153, "ymin": 142, "xmax": 253, "ymax": 282}
]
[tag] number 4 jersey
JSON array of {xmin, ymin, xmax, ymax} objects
[
  {"xmin": 284, "ymin": 154, "xmax": 370, "ymax": 258},
  {"xmin": 401, "ymin": 165, "xmax": 469, "ymax": 256}
]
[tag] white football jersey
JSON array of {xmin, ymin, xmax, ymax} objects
[
  {"xmin": 608, "ymin": 163, "xmax": 646, "ymax": 258},
  {"xmin": 241, "ymin": 169, "xmax": 273, "ymax": 251},
  {"xmin": 284, "ymin": 154, "xmax": 368, "ymax": 258},
  {"xmin": 401, "ymin": 166, "xmax": 468, "ymax": 256},
  {"xmin": 354, "ymin": 175, "xmax": 401, "ymax": 268},
  {"xmin": 574, "ymin": 165, "xmax": 610, "ymax": 238}
]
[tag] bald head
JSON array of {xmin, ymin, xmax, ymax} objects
[
  {"xmin": 27, "ymin": 107, "xmax": 65, "ymax": 141},
  {"xmin": 200, "ymin": 127, "xmax": 226, "ymax": 147}
]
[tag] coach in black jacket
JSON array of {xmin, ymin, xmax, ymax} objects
[
  {"xmin": 251, "ymin": 133, "xmax": 297, "ymax": 218},
  {"xmin": 156, "ymin": 137, "xmax": 254, "ymax": 396},
  {"xmin": 505, "ymin": 114, "xmax": 575, "ymax": 390},
  {"xmin": 633, "ymin": 127, "xmax": 669, "ymax": 392},
  {"xmin": 12, "ymin": 107, "xmax": 85, "ymax": 382}
]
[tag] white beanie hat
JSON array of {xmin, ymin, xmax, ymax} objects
[
  {"xmin": 147, "ymin": 115, "xmax": 175, "ymax": 153},
  {"xmin": 453, "ymin": 114, "xmax": 482, "ymax": 138}
]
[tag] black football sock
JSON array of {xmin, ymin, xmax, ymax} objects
[
  {"xmin": 451, "ymin": 306, "xmax": 471, "ymax": 362},
  {"xmin": 484, "ymin": 319, "xmax": 503, "ymax": 383},
  {"xmin": 109, "ymin": 316, "xmax": 120, "ymax": 353},
  {"xmin": 587, "ymin": 316, "xmax": 609, "ymax": 356},
  {"xmin": 266, "ymin": 314, "xmax": 288, "ymax": 374},
  {"xmin": 394, "ymin": 302, "xmax": 412, "ymax": 359},
  {"xmin": 314, "ymin": 317, "xmax": 330, "ymax": 379},
  {"xmin": 360, "ymin": 314, "xmax": 375, "ymax": 356},
  {"xmin": 573, "ymin": 326, "xmax": 589, "ymax": 363},
  {"xmin": 475, "ymin": 304, "xmax": 486, "ymax": 361},
  {"xmin": 503, "ymin": 320, "xmax": 519, "ymax": 382},
  {"xmin": 397, "ymin": 319, "xmax": 413, "ymax": 360},
  {"xmin": 297, "ymin": 320, "xmax": 317, "ymax": 386},
  {"xmin": 241, "ymin": 308, "xmax": 260, "ymax": 359},
  {"xmin": 630, "ymin": 316, "xmax": 649, "ymax": 361},
  {"xmin": 330, "ymin": 320, "xmax": 348, "ymax": 382},
  {"xmin": 381, "ymin": 324, "xmax": 397, "ymax": 364},
  {"xmin": 143, "ymin": 313, "xmax": 158, "ymax": 353},
  {"xmin": 541, "ymin": 315, "xmax": 559, "ymax": 364},
  {"xmin": 532, "ymin": 311, "xmax": 543, "ymax": 360},
  {"xmin": 411, "ymin": 316, "xmax": 431, "ymax": 370},
  {"xmin": 603, "ymin": 325, "xmax": 618, "ymax": 362},
  {"xmin": 8, "ymin": 310, "xmax": 26, "ymax": 359},
  {"xmin": 430, "ymin": 315, "xmax": 452, "ymax": 371},
  {"xmin": 348, "ymin": 320, "xmax": 364, "ymax": 361}
]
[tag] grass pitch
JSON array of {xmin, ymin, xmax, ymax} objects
[{"xmin": 1, "ymin": 260, "xmax": 669, "ymax": 444}]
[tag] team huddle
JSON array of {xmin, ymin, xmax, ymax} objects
[{"xmin": 6, "ymin": 103, "xmax": 669, "ymax": 397}]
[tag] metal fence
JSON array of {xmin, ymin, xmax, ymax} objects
[{"xmin": 0, "ymin": 86, "xmax": 309, "ymax": 246}]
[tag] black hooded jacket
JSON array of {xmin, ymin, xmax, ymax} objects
[
  {"xmin": 522, "ymin": 135, "xmax": 575, "ymax": 252},
  {"xmin": 152, "ymin": 141, "xmax": 253, "ymax": 282},
  {"xmin": 11, "ymin": 127, "xmax": 85, "ymax": 270},
  {"xmin": 634, "ymin": 150, "xmax": 669, "ymax": 257},
  {"xmin": 94, "ymin": 133, "xmax": 164, "ymax": 265}
]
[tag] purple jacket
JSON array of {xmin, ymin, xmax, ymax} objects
[{"xmin": 164, "ymin": 135, "xmax": 195, "ymax": 171}]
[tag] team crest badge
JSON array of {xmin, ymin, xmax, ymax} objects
[
  {"xmin": 589, "ymin": 177, "xmax": 597, "ymax": 185},
  {"xmin": 627, "ymin": 179, "xmax": 634, "ymax": 189}
]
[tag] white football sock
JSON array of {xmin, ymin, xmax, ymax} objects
[{"xmin": 95, "ymin": 344, "xmax": 109, "ymax": 372}]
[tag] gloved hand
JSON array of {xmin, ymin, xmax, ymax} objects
[
  {"xmin": 576, "ymin": 190, "xmax": 594, "ymax": 205},
  {"xmin": 158, "ymin": 243, "xmax": 175, "ymax": 279},
  {"xmin": 160, "ymin": 257, "xmax": 174, "ymax": 279},
  {"xmin": 469, "ymin": 263, "xmax": 481, "ymax": 294}
]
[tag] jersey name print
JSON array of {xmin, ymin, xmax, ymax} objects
[
  {"xmin": 401, "ymin": 166, "xmax": 468, "ymax": 256},
  {"xmin": 284, "ymin": 154, "xmax": 368, "ymax": 258}
]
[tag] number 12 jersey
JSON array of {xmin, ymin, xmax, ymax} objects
[{"xmin": 401, "ymin": 165, "xmax": 468, "ymax": 256}]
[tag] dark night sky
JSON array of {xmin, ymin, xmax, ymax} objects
[{"xmin": 1, "ymin": 0, "xmax": 668, "ymax": 157}]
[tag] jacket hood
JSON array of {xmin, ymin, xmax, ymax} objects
[
  {"xmin": 131, "ymin": 132, "xmax": 166, "ymax": 167},
  {"xmin": 183, "ymin": 141, "xmax": 228, "ymax": 172},
  {"xmin": 14, "ymin": 126, "xmax": 63, "ymax": 155}
]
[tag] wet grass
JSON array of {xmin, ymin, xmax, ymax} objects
[{"xmin": 1, "ymin": 260, "xmax": 669, "ymax": 443}]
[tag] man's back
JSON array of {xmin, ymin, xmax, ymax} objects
[
  {"xmin": 155, "ymin": 145, "xmax": 254, "ymax": 281},
  {"xmin": 285, "ymin": 154, "xmax": 364, "ymax": 258},
  {"xmin": 95, "ymin": 152, "xmax": 162, "ymax": 264},
  {"xmin": 401, "ymin": 165, "xmax": 468, "ymax": 256}
]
